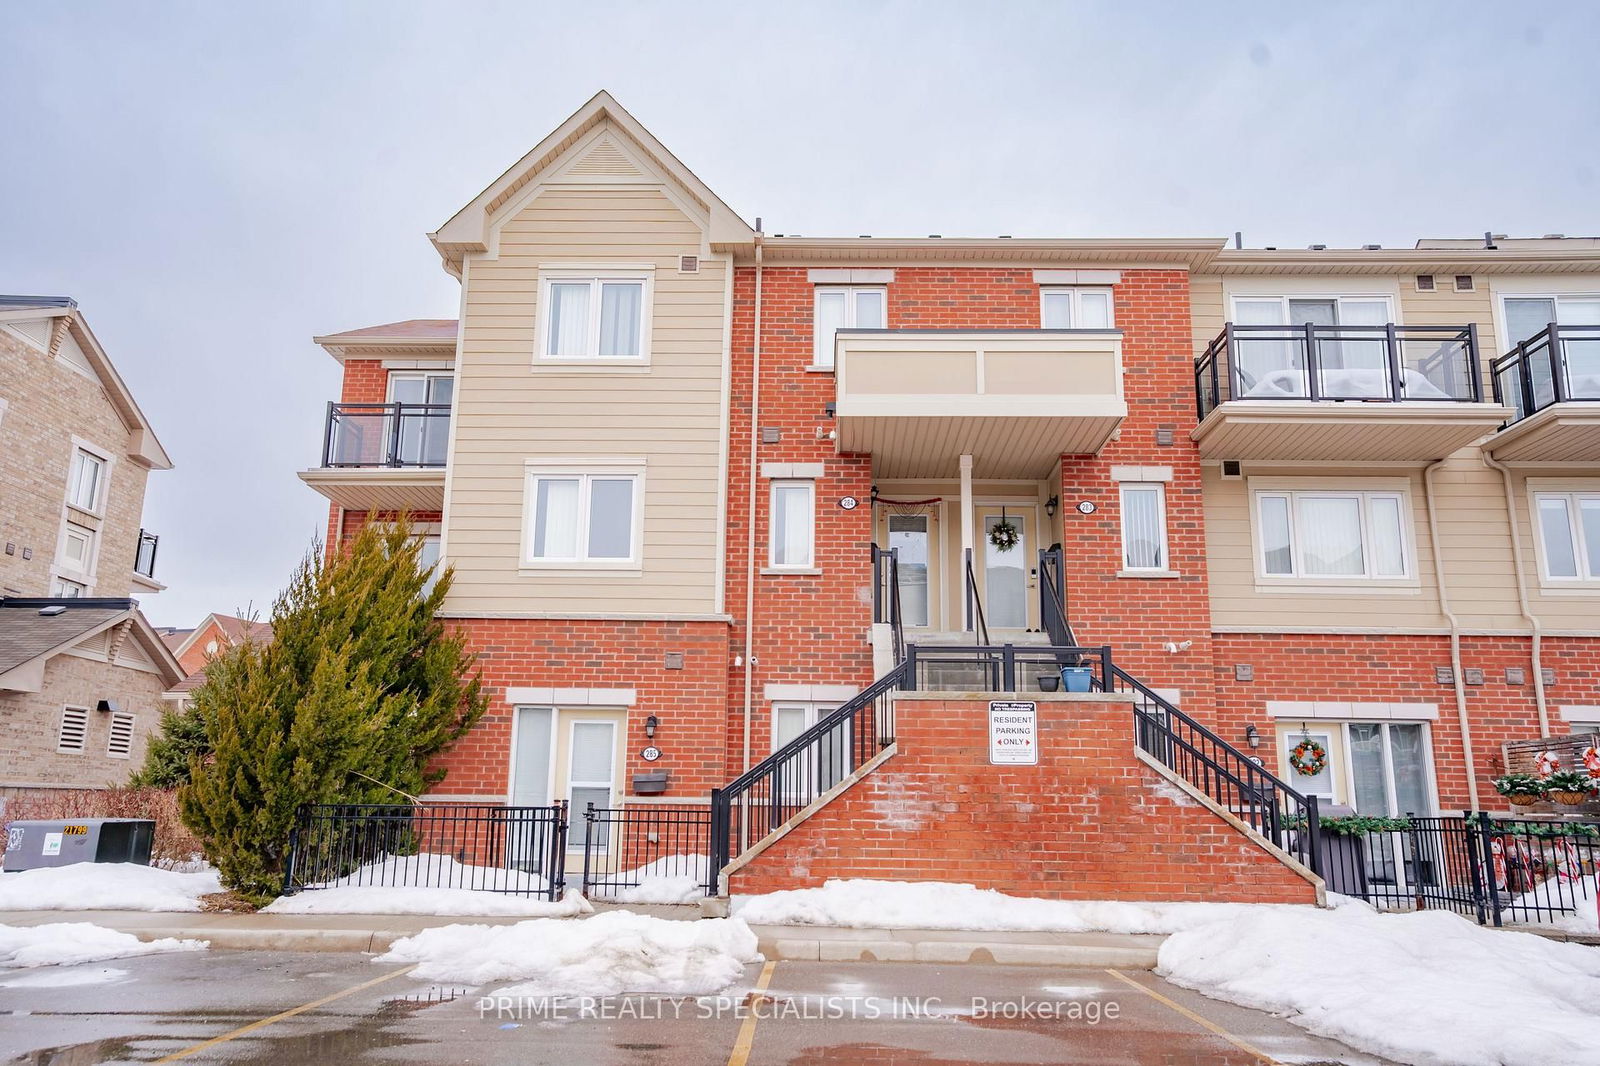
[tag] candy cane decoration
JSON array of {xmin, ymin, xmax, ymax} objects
[
  {"xmin": 1583, "ymin": 745, "xmax": 1600, "ymax": 775},
  {"xmin": 1536, "ymin": 750, "xmax": 1560, "ymax": 776}
]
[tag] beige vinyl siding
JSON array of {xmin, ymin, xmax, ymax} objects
[
  {"xmin": 1190, "ymin": 274, "xmax": 1225, "ymax": 357},
  {"xmin": 1508, "ymin": 472, "xmax": 1600, "ymax": 632},
  {"xmin": 1396, "ymin": 280, "xmax": 1499, "ymax": 398},
  {"xmin": 443, "ymin": 180, "xmax": 726, "ymax": 616}
]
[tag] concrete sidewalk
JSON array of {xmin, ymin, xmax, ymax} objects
[{"xmin": 0, "ymin": 907, "xmax": 1166, "ymax": 967}]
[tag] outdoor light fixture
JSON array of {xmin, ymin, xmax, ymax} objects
[
  {"xmin": 96, "ymin": 699, "xmax": 120, "ymax": 714},
  {"xmin": 1044, "ymin": 495, "xmax": 1059, "ymax": 518},
  {"xmin": 1244, "ymin": 724, "xmax": 1261, "ymax": 749},
  {"xmin": 644, "ymin": 714, "xmax": 659, "ymax": 738}
]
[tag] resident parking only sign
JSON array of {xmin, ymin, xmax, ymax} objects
[{"xmin": 988, "ymin": 700, "xmax": 1038, "ymax": 765}]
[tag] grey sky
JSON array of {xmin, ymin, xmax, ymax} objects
[{"xmin": 3, "ymin": 1, "xmax": 1597, "ymax": 628}]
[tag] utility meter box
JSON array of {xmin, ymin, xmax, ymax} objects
[{"xmin": 2, "ymin": 818, "xmax": 155, "ymax": 872}]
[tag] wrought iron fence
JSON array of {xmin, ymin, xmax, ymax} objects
[
  {"xmin": 579, "ymin": 804, "xmax": 715, "ymax": 900},
  {"xmin": 282, "ymin": 802, "xmax": 568, "ymax": 900},
  {"xmin": 902, "ymin": 643, "xmax": 1110, "ymax": 694}
]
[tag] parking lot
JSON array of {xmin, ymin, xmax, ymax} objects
[{"xmin": 0, "ymin": 948, "xmax": 1396, "ymax": 1065}]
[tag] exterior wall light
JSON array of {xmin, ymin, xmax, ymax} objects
[
  {"xmin": 644, "ymin": 714, "xmax": 659, "ymax": 738},
  {"xmin": 1044, "ymin": 495, "xmax": 1059, "ymax": 518},
  {"xmin": 1244, "ymin": 724, "xmax": 1261, "ymax": 749}
]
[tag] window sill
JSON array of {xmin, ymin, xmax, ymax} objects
[
  {"xmin": 532, "ymin": 359, "xmax": 651, "ymax": 372},
  {"xmin": 762, "ymin": 567, "xmax": 822, "ymax": 576},
  {"xmin": 519, "ymin": 563, "xmax": 644, "ymax": 575},
  {"xmin": 64, "ymin": 504, "xmax": 103, "ymax": 524},
  {"xmin": 1254, "ymin": 581, "xmax": 1421, "ymax": 595},
  {"xmin": 805, "ymin": 366, "xmax": 836, "ymax": 374},
  {"xmin": 1118, "ymin": 569, "xmax": 1180, "ymax": 579},
  {"xmin": 1534, "ymin": 583, "xmax": 1600, "ymax": 596}
]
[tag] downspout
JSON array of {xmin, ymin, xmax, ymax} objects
[
  {"xmin": 1423, "ymin": 458, "xmax": 1480, "ymax": 810},
  {"xmin": 741, "ymin": 227, "xmax": 765, "ymax": 772},
  {"xmin": 1482, "ymin": 452, "xmax": 1551, "ymax": 737}
]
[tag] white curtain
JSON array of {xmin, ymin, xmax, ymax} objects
[
  {"xmin": 1041, "ymin": 290, "xmax": 1073, "ymax": 328},
  {"xmin": 1367, "ymin": 496, "xmax": 1405, "ymax": 577},
  {"xmin": 1388, "ymin": 725, "xmax": 1430, "ymax": 816},
  {"xmin": 585, "ymin": 478, "xmax": 634, "ymax": 559},
  {"xmin": 1348, "ymin": 724, "xmax": 1389, "ymax": 814},
  {"xmin": 548, "ymin": 283, "xmax": 590, "ymax": 357},
  {"xmin": 1077, "ymin": 290, "xmax": 1112, "ymax": 329},
  {"xmin": 853, "ymin": 288, "xmax": 885, "ymax": 328},
  {"xmin": 813, "ymin": 290, "xmax": 847, "ymax": 367},
  {"xmin": 1298, "ymin": 496, "xmax": 1363, "ymax": 575},
  {"xmin": 1258, "ymin": 495, "xmax": 1294, "ymax": 575},
  {"xmin": 773, "ymin": 484, "xmax": 813, "ymax": 566},
  {"xmin": 1580, "ymin": 499, "xmax": 1600, "ymax": 577},
  {"xmin": 1121, "ymin": 486, "xmax": 1164, "ymax": 569},
  {"xmin": 598, "ymin": 282, "xmax": 642, "ymax": 357},
  {"xmin": 1538, "ymin": 497, "xmax": 1578, "ymax": 578},
  {"xmin": 534, "ymin": 478, "xmax": 580, "ymax": 558}
]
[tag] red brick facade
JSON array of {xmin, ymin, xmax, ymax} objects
[{"xmin": 728, "ymin": 694, "xmax": 1318, "ymax": 904}]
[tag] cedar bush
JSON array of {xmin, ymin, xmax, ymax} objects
[{"xmin": 178, "ymin": 518, "xmax": 485, "ymax": 903}]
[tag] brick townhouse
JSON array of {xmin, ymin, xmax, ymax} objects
[
  {"xmin": 299, "ymin": 92, "xmax": 1600, "ymax": 900},
  {"xmin": 0, "ymin": 296, "xmax": 183, "ymax": 799}
]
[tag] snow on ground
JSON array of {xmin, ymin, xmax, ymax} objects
[
  {"xmin": 0, "ymin": 862, "xmax": 220, "ymax": 912},
  {"xmin": 301, "ymin": 853, "xmax": 550, "ymax": 893},
  {"xmin": 377, "ymin": 910, "xmax": 760, "ymax": 997},
  {"xmin": 0, "ymin": 923, "xmax": 205, "ymax": 968},
  {"xmin": 1158, "ymin": 898, "xmax": 1600, "ymax": 1066},
  {"xmin": 0, "ymin": 965, "xmax": 129, "ymax": 988},
  {"xmin": 266, "ymin": 885, "xmax": 593, "ymax": 917},
  {"xmin": 732, "ymin": 878, "xmax": 1306, "ymax": 933},
  {"xmin": 1503, "ymin": 872, "xmax": 1599, "ymax": 936},
  {"xmin": 605, "ymin": 855, "xmax": 712, "ymax": 905}
]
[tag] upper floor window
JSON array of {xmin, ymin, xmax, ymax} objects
[
  {"xmin": 52, "ymin": 577, "xmax": 86, "ymax": 598},
  {"xmin": 769, "ymin": 480, "xmax": 816, "ymax": 569},
  {"xmin": 813, "ymin": 286, "xmax": 885, "ymax": 369},
  {"xmin": 1533, "ymin": 491, "xmax": 1600, "ymax": 582},
  {"xmin": 1119, "ymin": 483, "xmax": 1167, "ymax": 572},
  {"xmin": 1232, "ymin": 295, "xmax": 1392, "ymax": 328},
  {"xmin": 1254, "ymin": 489, "xmax": 1410, "ymax": 581},
  {"xmin": 68, "ymin": 448, "xmax": 107, "ymax": 512},
  {"xmin": 388, "ymin": 373, "xmax": 454, "ymax": 467},
  {"xmin": 539, "ymin": 274, "xmax": 650, "ymax": 362},
  {"xmin": 524, "ymin": 465, "xmax": 642, "ymax": 566},
  {"xmin": 59, "ymin": 522, "xmax": 97, "ymax": 577},
  {"xmin": 1041, "ymin": 287, "xmax": 1113, "ymax": 329},
  {"xmin": 418, "ymin": 534, "xmax": 442, "ymax": 594},
  {"xmin": 1504, "ymin": 295, "xmax": 1600, "ymax": 348}
]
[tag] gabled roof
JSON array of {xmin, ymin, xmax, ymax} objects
[
  {"xmin": 0, "ymin": 297, "xmax": 172, "ymax": 470},
  {"xmin": 429, "ymin": 91, "xmax": 753, "ymax": 274},
  {"xmin": 311, "ymin": 319, "xmax": 460, "ymax": 363},
  {"xmin": 168, "ymin": 612, "xmax": 273, "ymax": 663},
  {"xmin": 0, "ymin": 599, "xmax": 184, "ymax": 691}
]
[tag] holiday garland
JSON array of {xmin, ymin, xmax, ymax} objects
[
  {"xmin": 1288, "ymin": 737, "xmax": 1328, "ymax": 776},
  {"xmin": 988, "ymin": 519, "xmax": 1021, "ymax": 552}
]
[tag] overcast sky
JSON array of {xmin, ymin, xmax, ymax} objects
[{"xmin": 3, "ymin": 1, "xmax": 1598, "ymax": 628}]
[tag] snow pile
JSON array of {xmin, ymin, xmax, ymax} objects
[
  {"xmin": 0, "ymin": 863, "xmax": 221, "ymax": 912},
  {"xmin": 378, "ymin": 910, "xmax": 760, "ymax": 997},
  {"xmin": 0, "ymin": 923, "xmax": 205, "ymax": 968},
  {"xmin": 1505, "ymin": 872, "xmax": 1600, "ymax": 936},
  {"xmin": 304, "ymin": 853, "xmax": 550, "ymax": 893},
  {"xmin": 1159, "ymin": 900, "xmax": 1600, "ymax": 1066},
  {"xmin": 733, "ymin": 878, "xmax": 1301, "ymax": 933},
  {"xmin": 606, "ymin": 855, "xmax": 712, "ymax": 905},
  {"xmin": 266, "ymin": 885, "xmax": 592, "ymax": 918},
  {"xmin": 1244, "ymin": 367, "xmax": 1454, "ymax": 401}
]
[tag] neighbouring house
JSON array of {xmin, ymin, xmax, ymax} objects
[
  {"xmin": 159, "ymin": 613, "xmax": 274, "ymax": 709},
  {"xmin": 0, "ymin": 296, "xmax": 183, "ymax": 797},
  {"xmin": 294, "ymin": 92, "xmax": 1600, "ymax": 903}
]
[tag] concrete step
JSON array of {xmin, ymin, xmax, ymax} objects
[
  {"xmin": 907, "ymin": 631, "xmax": 1054, "ymax": 646},
  {"xmin": 750, "ymin": 924, "xmax": 1165, "ymax": 968}
]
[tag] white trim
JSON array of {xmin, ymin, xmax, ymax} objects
[
  {"xmin": 808, "ymin": 269, "xmax": 895, "ymax": 284},
  {"xmin": 1527, "ymin": 483, "xmax": 1600, "ymax": 588},
  {"xmin": 505, "ymin": 687, "xmax": 637, "ymax": 706},
  {"xmin": 763, "ymin": 683, "xmax": 861, "ymax": 702},
  {"xmin": 1039, "ymin": 286, "xmax": 1115, "ymax": 329},
  {"xmin": 812, "ymin": 285, "xmax": 887, "ymax": 369},
  {"xmin": 1110, "ymin": 465, "xmax": 1173, "ymax": 483},
  {"xmin": 106, "ymin": 711, "xmax": 137, "ymax": 759},
  {"xmin": 567, "ymin": 717, "xmax": 621, "ymax": 842},
  {"xmin": 1558, "ymin": 706, "xmax": 1600, "ymax": 725},
  {"xmin": 381, "ymin": 359, "xmax": 455, "ymax": 369},
  {"xmin": 1248, "ymin": 478, "xmax": 1418, "ymax": 588},
  {"xmin": 66, "ymin": 437, "xmax": 114, "ymax": 517},
  {"xmin": 1032, "ymin": 269, "xmax": 1121, "ymax": 285},
  {"xmin": 534, "ymin": 267, "xmax": 654, "ymax": 367},
  {"xmin": 521, "ymin": 459, "xmax": 645, "ymax": 570},
  {"xmin": 760, "ymin": 462, "xmax": 825, "ymax": 480},
  {"xmin": 767, "ymin": 479, "xmax": 816, "ymax": 570},
  {"xmin": 56, "ymin": 705, "xmax": 89, "ymax": 754},
  {"xmin": 506, "ymin": 705, "xmax": 559, "ymax": 806},
  {"xmin": 1118, "ymin": 482, "xmax": 1169, "ymax": 573},
  {"xmin": 1266, "ymin": 701, "xmax": 1439, "ymax": 722}
]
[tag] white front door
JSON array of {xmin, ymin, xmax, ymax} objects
[
  {"xmin": 886, "ymin": 513, "xmax": 934, "ymax": 629},
  {"xmin": 977, "ymin": 507, "xmax": 1036, "ymax": 631}
]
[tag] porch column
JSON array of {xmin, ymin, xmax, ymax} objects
[{"xmin": 959, "ymin": 453, "xmax": 974, "ymax": 634}]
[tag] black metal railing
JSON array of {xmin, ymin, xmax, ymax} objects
[
  {"xmin": 963, "ymin": 548, "xmax": 989, "ymax": 645},
  {"xmin": 321, "ymin": 401, "xmax": 453, "ymax": 468},
  {"xmin": 282, "ymin": 802, "xmax": 567, "ymax": 900},
  {"xmin": 1491, "ymin": 324, "xmax": 1600, "ymax": 423},
  {"xmin": 579, "ymin": 804, "xmax": 715, "ymax": 900},
  {"xmin": 1037, "ymin": 547, "xmax": 1075, "ymax": 649},
  {"xmin": 1196, "ymin": 322, "xmax": 1483, "ymax": 418},
  {"xmin": 134, "ymin": 529, "xmax": 159, "ymax": 579},
  {"xmin": 710, "ymin": 663, "xmax": 907, "ymax": 877},
  {"xmin": 1107, "ymin": 666, "xmax": 1322, "ymax": 874},
  {"xmin": 903, "ymin": 642, "xmax": 1110, "ymax": 694},
  {"xmin": 871, "ymin": 544, "xmax": 905, "ymax": 664}
]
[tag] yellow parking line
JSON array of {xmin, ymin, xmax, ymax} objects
[
  {"xmin": 726, "ymin": 959, "xmax": 778, "ymax": 1066},
  {"xmin": 153, "ymin": 965, "xmax": 417, "ymax": 1063},
  {"xmin": 1105, "ymin": 969, "xmax": 1281, "ymax": 1066}
]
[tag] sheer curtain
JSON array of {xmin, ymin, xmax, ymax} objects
[
  {"xmin": 1388, "ymin": 725, "xmax": 1430, "ymax": 816},
  {"xmin": 598, "ymin": 282, "xmax": 642, "ymax": 357},
  {"xmin": 1367, "ymin": 496, "xmax": 1405, "ymax": 577},
  {"xmin": 1121, "ymin": 486, "xmax": 1164, "ymax": 569},
  {"xmin": 1298, "ymin": 496, "xmax": 1364, "ymax": 575},
  {"xmin": 813, "ymin": 290, "xmax": 847, "ymax": 368},
  {"xmin": 1077, "ymin": 290, "xmax": 1112, "ymax": 329},
  {"xmin": 548, "ymin": 283, "xmax": 591, "ymax": 357},
  {"xmin": 534, "ymin": 478, "xmax": 580, "ymax": 558},
  {"xmin": 773, "ymin": 484, "xmax": 813, "ymax": 566},
  {"xmin": 1258, "ymin": 495, "xmax": 1294, "ymax": 575},
  {"xmin": 1348, "ymin": 724, "xmax": 1389, "ymax": 814},
  {"xmin": 1538, "ymin": 497, "xmax": 1578, "ymax": 578},
  {"xmin": 1041, "ymin": 290, "xmax": 1073, "ymax": 328}
]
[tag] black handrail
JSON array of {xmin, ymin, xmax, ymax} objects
[
  {"xmin": 1037, "ymin": 547, "xmax": 1074, "ymax": 649},
  {"xmin": 1195, "ymin": 322, "xmax": 1482, "ymax": 418},
  {"xmin": 322, "ymin": 401, "xmax": 453, "ymax": 468},
  {"xmin": 871, "ymin": 545, "xmax": 905, "ymax": 665},
  {"xmin": 903, "ymin": 643, "xmax": 1110, "ymax": 693},
  {"xmin": 1490, "ymin": 323, "xmax": 1600, "ymax": 423},
  {"xmin": 1106, "ymin": 665, "xmax": 1321, "ymax": 875},
  {"xmin": 710, "ymin": 662, "xmax": 908, "ymax": 877},
  {"xmin": 964, "ymin": 548, "xmax": 989, "ymax": 645}
]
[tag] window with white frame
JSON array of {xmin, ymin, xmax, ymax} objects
[
  {"xmin": 813, "ymin": 286, "xmax": 885, "ymax": 369},
  {"xmin": 1533, "ymin": 491, "xmax": 1600, "ymax": 582},
  {"xmin": 107, "ymin": 712, "xmax": 136, "ymax": 758},
  {"xmin": 1040, "ymin": 287, "xmax": 1114, "ymax": 329},
  {"xmin": 1254, "ymin": 489, "xmax": 1410, "ymax": 580},
  {"xmin": 539, "ymin": 275, "xmax": 650, "ymax": 361},
  {"xmin": 68, "ymin": 448, "xmax": 107, "ymax": 512},
  {"xmin": 58, "ymin": 706, "xmax": 89, "ymax": 753},
  {"xmin": 1119, "ymin": 483, "xmax": 1167, "ymax": 571},
  {"xmin": 52, "ymin": 577, "xmax": 86, "ymax": 598},
  {"xmin": 769, "ymin": 481, "xmax": 815, "ymax": 569},
  {"xmin": 418, "ymin": 534, "xmax": 442, "ymax": 594},
  {"xmin": 1280, "ymin": 722, "xmax": 1434, "ymax": 816},
  {"xmin": 524, "ymin": 467, "xmax": 641, "ymax": 565},
  {"xmin": 1503, "ymin": 294, "xmax": 1600, "ymax": 348},
  {"xmin": 771, "ymin": 701, "xmax": 846, "ymax": 797},
  {"xmin": 59, "ymin": 522, "xmax": 97, "ymax": 577},
  {"xmin": 568, "ymin": 719, "xmax": 617, "ymax": 849}
]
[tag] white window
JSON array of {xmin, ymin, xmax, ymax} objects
[
  {"xmin": 1533, "ymin": 492, "xmax": 1600, "ymax": 582},
  {"xmin": 52, "ymin": 577, "xmax": 86, "ymax": 598},
  {"xmin": 57, "ymin": 707, "xmax": 89, "ymax": 754},
  {"xmin": 813, "ymin": 286, "xmax": 885, "ymax": 369},
  {"xmin": 418, "ymin": 534, "xmax": 442, "ymax": 594},
  {"xmin": 1119, "ymin": 484, "xmax": 1167, "ymax": 572},
  {"xmin": 524, "ymin": 467, "xmax": 641, "ymax": 566},
  {"xmin": 387, "ymin": 372, "xmax": 454, "ymax": 466},
  {"xmin": 59, "ymin": 523, "xmax": 96, "ymax": 576},
  {"xmin": 769, "ymin": 481, "xmax": 815, "ymax": 569},
  {"xmin": 68, "ymin": 448, "xmax": 106, "ymax": 512},
  {"xmin": 771, "ymin": 701, "xmax": 846, "ymax": 798},
  {"xmin": 1040, "ymin": 287, "xmax": 1114, "ymax": 329},
  {"xmin": 107, "ymin": 712, "xmax": 136, "ymax": 758},
  {"xmin": 1503, "ymin": 295, "xmax": 1600, "ymax": 348},
  {"xmin": 1281, "ymin": 722, "xmax": 1435, "ymax": 817},
  {"xmin": 539, "ymin": 274, "xmax": 650, "ymax": 362},
  {"xmin": 568, "ymin": 720, "xmax": 618, "ymax": 849},
  {"xmin": 1254, "ymin": 490, "xmax": 1410, "ymax": 580}
]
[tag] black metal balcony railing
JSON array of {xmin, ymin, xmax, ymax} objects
[
  {"xmin": 1490, "ymin": 324, "xmax": 1600, "ymax": 424},
  {"xmin": 133, "ymin": 529, "xmax": 159, "ymax": 579},
  {"xmin": 1195, "ymin": 323, "xmax": 1484, "ymax": 419},
  {"xmin": 320, "ymin": 402, "xmax": 452, "ymax": 468}
]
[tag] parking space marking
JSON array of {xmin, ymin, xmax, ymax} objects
[
  {"xmin": 726, "ymin": 959, "xmax": 777, "ymax": 1066},
  {"xmin": 152, "ymin": 964, "xmax": 417, "ymax": 1063},
  {"xmin": 1104, "ymin": 969, "xmax": 1281, "ymax": 1066}
]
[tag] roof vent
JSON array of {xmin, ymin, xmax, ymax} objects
[
  {"xmin": 677, "ymin": 254, "xmax": 699, "ymax": 274},
  {"xmin": 1308, "ymin": 244, "xmax": 1327, "ymax": 251},
  {"xmin": 1543, "ymin": 234, "xmax": 1567, "ymax": 239},
  {"xmin": 1454, "ymin": 275, "xmax": 1475, "ymax": 293},
  {"xmin": 38, "ymin": 605, "xmax": 66, "ymax": 616},
  {"xmin": 928, "ymin": 234, "xmax": 942, "ymax": 239},
  {"xmin": 1362, "ymin": 244, "xmax": 1382, "ymax": 250},
  {"xmin": 1415, "ymin": 274, "xmax": 1436, "ymax": 292}
]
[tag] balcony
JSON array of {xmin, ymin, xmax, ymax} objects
[
  {"xmin": 1486, "ymin": 325, "xmax": 1600, "ymax": 462},
  {"xmin": 297, "ymin": 402, "xmax": 451, "ymax": 512},
  {"xmin": 1191, "ymin": 323, "xmax": 1511, "ymax": 462},
  {"xmin": 833, "ymin": 329, "xmax": 1126, "ymax": 477}
]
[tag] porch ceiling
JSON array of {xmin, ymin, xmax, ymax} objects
[
  {"xmin": 297, "ymin": 468, "xmax": 446, "ymax": 512},
  {"xmin": 1484, "ymin": 403, "xmax": 1600, "ymax": 463},
  {"xmin": 840, "ymin": 413, "xmax": 1124, "ymax": 478},
  {"xmin": 1190, "ymin": 401, "xmax": 1512, "ymax": 462}
]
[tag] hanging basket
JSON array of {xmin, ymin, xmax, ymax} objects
[
  {"xmin": 1506, "ymin": 793, "xmax": 1541, "ymax": 808},
  {"xmin": 1548, "ymin": 790, "xmax": 1592, "ymax": 806}
]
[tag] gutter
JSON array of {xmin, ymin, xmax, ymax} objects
[
  {"xmin": 741, "ymin": 228, "xmax": 765, "ymax": 772},
  {"xmin": 1482, "ymin": 452, "xmax": 1551, "ymax": 737},
  {"xmin": 1423, "ymin": 458, "xmax": 1480, "ymax": 810}
]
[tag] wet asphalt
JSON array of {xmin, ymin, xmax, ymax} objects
[{"xmin": 0, "ymin": 948, "xmax": 1398, "ymax": 1065}]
